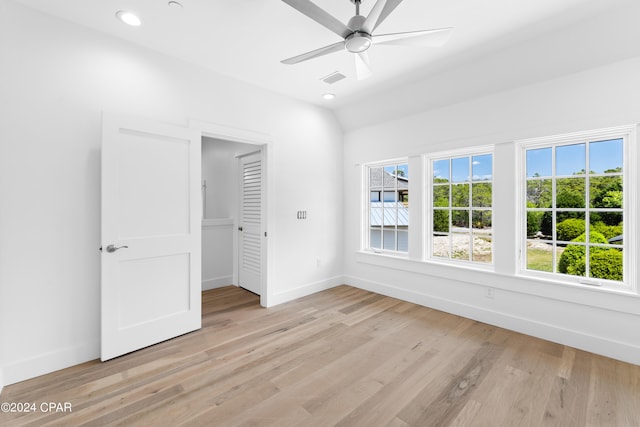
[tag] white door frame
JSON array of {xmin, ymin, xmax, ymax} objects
[{"xmin": 190, "ymin": 120, "xmax": 272, "ymax": 307}]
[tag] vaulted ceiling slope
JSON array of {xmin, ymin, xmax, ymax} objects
[{"xmin": 13, "ymin": 0, "xmax": 640, "ymax": 130}]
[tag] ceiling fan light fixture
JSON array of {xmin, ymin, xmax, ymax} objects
[
  {"xmin": 344, "ymin": 32, "xmax": 372, "ymax": 53},
  {"xmin": 322, "ymin": 93, "xmax": 336, "ymax": 100},
  {"xmin": 116, "ymin": 10, "xmax": 141, "ymax": 27}
]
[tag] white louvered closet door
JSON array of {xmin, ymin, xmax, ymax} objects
[{"xmin": 238, "ymin": 152, "xmax": 262, "ymax": 295}]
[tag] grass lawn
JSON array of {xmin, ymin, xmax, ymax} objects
[{"xmin": 527, "ymin": 246, "xmax": 564, "ymax": 272}]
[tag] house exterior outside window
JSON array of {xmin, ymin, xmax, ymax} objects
[{"xmin": 367, "ymin": 162, "xmax": 409, "ymax": 253}]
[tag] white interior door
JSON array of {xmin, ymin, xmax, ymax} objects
[
  {"xmin": 238, "ymin": 151, "xmax": 262, "ymax": 295},
  {"xmin": 101, "ymin": 113, "xmax": 201, "ymax": 361}
]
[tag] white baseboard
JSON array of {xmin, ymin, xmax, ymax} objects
[
  {"xmin": 344, "ymin": 275, "xmax": 640, "ymax": 366},
  {"xmin": 202, "ymin": 276, "xmax": 234, "ymax": 291},
  {"xmin": 2, "ymin": 342, "xmax": 98, "ymax": 387},
  {"xmin": 268, "ymin": 276, "xmax": 344, "ymax": 307}
]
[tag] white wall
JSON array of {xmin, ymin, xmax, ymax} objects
[
  {"xmin": 343, "ymin": 56, "xmax": 640, "ymax": 365},
  {"xmin": 201, "ymin": 138, "xmax": 256, "ymax": 291},
  {"xmin": 0, "ymin": 0, "xmax": 343, "ymax": 386},
  {"xmin": 202, "ymin": 138, "xmax": 256, "ymax": 220}
]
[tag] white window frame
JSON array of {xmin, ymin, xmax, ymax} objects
[
  {"xmin": 516, "ymin": 125, "xmax": 637, "ymax": 292},
  {"xmin": 425, "ymin": 146, "xmax": 495, "ymax": 269},
  {"xmin": 363, "ymin": 159, "xmax": 409, "ymax": 256}
]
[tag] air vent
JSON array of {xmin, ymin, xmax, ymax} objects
[{"xmin": 321, "ymin": 71, "xmax": 347, "ymax": 85}]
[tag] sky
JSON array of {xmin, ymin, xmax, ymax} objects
[
  {"xmin": 433, "ymin": 154, "xmax": 493, "ymax": 182},
  {"xmin": 527, "ymin": 138, "xmax": 623, "ymax": 177},
  {"xmin": 384, "ymin": 163, "xmax": 409, "ymax": 178},
  {"xmin": 387, "ymin": 138, "xmax": 622, "ymax": 183}
]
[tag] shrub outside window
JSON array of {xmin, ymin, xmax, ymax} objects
[
  {"xmin": 430, "ymin": 152, "xmax": 493, "ymax": 264},
  {"xmin": 367, "ymin": 162, "xmax": 409, "ymax": 253},
  {"xmin": 523, "ymin": 130, "xmax": 629, "ymax": 286}
]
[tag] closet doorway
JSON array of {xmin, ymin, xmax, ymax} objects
[{"xmin": 201, "ymin": 137, "xmax": 264, "ymax": 296}]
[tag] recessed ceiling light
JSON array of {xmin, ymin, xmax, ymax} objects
[
  {"xmin": 168, "ymin": 1, "xmax": 184, "ymax": 9},
  {"xmin": 116, "ymin": 10, "xmax": 141, "ymax": 27},
  {"xmin": 322, "ymin": 93, "xmax": 336, "ymax": 100}
]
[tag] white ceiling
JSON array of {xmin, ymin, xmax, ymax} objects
[{"xmin": 12, "ymin": 0, "xmax": 640, "ymax": 116}]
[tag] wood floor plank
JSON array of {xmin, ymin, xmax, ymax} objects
[{"xmin": 1, "ymin": 285, "xmax": 639, "ymax": 426}]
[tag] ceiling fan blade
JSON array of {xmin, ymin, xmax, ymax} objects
[
  {"xmin": 362, "ymin": 0, "xmax": 404, "ymax": 33},
  {"xmin": 281, "ymin": 0, "xmax": 351, "ymax": 38},
  {"xmin": 281, "ymin": 41, "xmax": 345, "ymax": 65},
  {"xmin": 372, "ymin": 27, "xmax": 453, "ymax": 47},
  {"xmin": 354, "ymin": 52, "xmax": 372, "ymax": 80}
]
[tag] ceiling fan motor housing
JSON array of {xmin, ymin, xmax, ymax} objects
[
  {"xmin": 345, "ymin": 15, "xmax": 371, "ymax": 53},
  {"xmin": 345, "ymin": 32, "xmax": 372, "ymax": 53}
]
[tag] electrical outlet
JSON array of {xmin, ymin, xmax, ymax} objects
[{"xmin": 486, "ymin": 287, "xmax": 495, "ymax": 299}]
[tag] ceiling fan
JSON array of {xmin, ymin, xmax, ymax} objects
[{"xmin": 280, "ymin": 0, "xmax": 453, "ymax": 80}]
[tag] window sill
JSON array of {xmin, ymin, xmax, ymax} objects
[{"xmin": 355, "ymin": 251, "xmax": 640, "ymax": 316}]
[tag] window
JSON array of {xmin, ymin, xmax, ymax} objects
[
  {"xmin": 430, "ymin": 152, "xmax": 493, "ymax": 264},
  {"xmin": 522, "ymin": 127, "xmax": 633, "ymax": 286},
  {"xmin": 367, "ymin": 162, "xmax": 409, "ymax": 253}
]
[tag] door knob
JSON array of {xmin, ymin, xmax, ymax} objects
[{"xmin": 106, "ymin": 244, "xmax": 129, "ymax": 253}]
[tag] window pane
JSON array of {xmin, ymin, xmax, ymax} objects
[
  {"xmin": 433, "ymin": 159, "xmax": 450, "ymax": 183},
  {"xmin": 472, "ymin": 154, "xmax": 492, "ymax": 181},
  {"xmin": 556, "ymin": 178, "xmax": 585, "ymax": 208},
  {"xmin": 370, "ymin": 203, "xmax": 382, "ymax": 227},
  {"xmin": 590, "ymin": 247, "xmax": 623, "ymax": 281},
  {"xmin": 433, "ymin": 210, "xmax": 449, "ymax": 233},
  {"xmin": 370, "ymin": 229, "xmax": 381, "ymax": 249},
  {"xmin": 382, "ymin": 204, "xmax": 397, "ymax": 227},
  {"xmin": 472, "ymin": 183, "xmax": 492, "ymax": 207},
  {"xmin": 589, "ymin": 213, "xmax": 623, "ymax": 242},
  {"xmin": 452, "ymin": 157, "xmax": 469, "ymax": 182},
  {"xmin": 397, "ymin": 230, "xmax": 409, "ymax": 252},
  {"xmin": 388, "ymin": 163, "xmax": 409, "ymax": 179},
  {"xmin": 472, "ymin": 210, "xmax": 492, "ymax": 231},
  {"xmin": 527, "ymin": 210, "xmax": 548, "ymax": 238},
  {"xmin": 451, "ymin": 184, "xmax": 469, "ymax": 207},
  {"xmin": 590, "ymin": 176, "xmax": 622, "ymax": 209},
  {"xmin": 590, "ymin": 139, "xmax": 623, "ymax": 174},
  {"xmin": 526, "ymin": 241, "xmax": 554, "ymax": 272},
  {"xmin": 383, "ymin": 191, "xmax": 396, "ymax": 202},
  {"xmin": 526, "ymin": 179, "xmax": 552, "ymax": 208},
  {"xmin": 556, "ymin": 143, "xmax": 586, "ymax": 176},
  {"xmin": 370, "ymin": 167, "xmax": 382, "ymax": 189},
  {"xmin": 383, "ymin": 228, "xmax": 396, "ymax": 251},
  {"xmin": 370, "ymin": 191, "xmax": 380, "ymax": 202},
  {"xmin": 558, "ymin": 242, "xmax": 586, "ymax": 277},
  {"xmin": 451, "ymin": 234, "xmax": 470, "ymax": 260},
  {"xmin": 526, "ymin": 148, "xmax": 552, "ymax": 178},
  {"xmin": 452, "ymin": 209, "xmax": 469, "ymax": 229},
  {"xmin": 556, "ymin": 213, "xmax": 585, "ymax": 242},
  {"xmin": 384, "ymin": 164, "xmax": 397, "ymax": 176},
  {"xmin": 472, "ymin": 235, "xmax": 492, "ymax": 263},
  {"xmin": 433, "ymin": 185, "xmax": 449, "ymax": 207},
  {"xmin": 433, "ymin": 235, "xmax": 450, "ymax": 258}
]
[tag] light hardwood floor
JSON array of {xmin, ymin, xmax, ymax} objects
[{"xmin": 1, "ymin": 285, "xmax": 639, "ymax": 426}]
